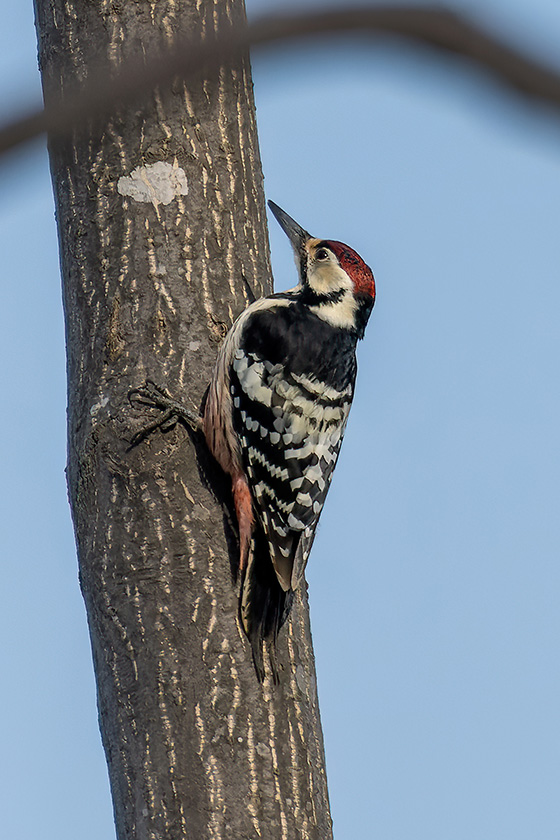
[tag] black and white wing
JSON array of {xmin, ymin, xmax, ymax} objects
[{"xmin": 230, "ymin": 339, "xmax": 355, "ymax": 591}]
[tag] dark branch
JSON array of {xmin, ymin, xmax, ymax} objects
[{"xmin": 2, "ymin": 4, "xmax": 560, "ymax": 157}]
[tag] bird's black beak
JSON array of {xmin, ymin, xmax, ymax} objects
[{"xmin": 268, "ymin": 200, "xmax": 310, "ymax": 254}]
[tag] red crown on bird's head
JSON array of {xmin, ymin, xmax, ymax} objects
[{"xmin": 323, "ymin": 240, "xmax": 376, "ymax": 301}]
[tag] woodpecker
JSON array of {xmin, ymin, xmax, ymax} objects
[
  {"xmin": 203, "ymin": 201, "xmax": 376, "ymax": 679},
  {"xmin": 130, "ymin": 201, "xmax": 375, "ymax": 680}
]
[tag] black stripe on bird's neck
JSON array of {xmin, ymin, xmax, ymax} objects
[{"xmin": 298, "ymin": 286, "xmax": 346, "ymax": 307}]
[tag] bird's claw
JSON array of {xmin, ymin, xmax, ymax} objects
[
  {"xmin": 129, "ymin": 379, "xmax": 172, "ymax": 410},
  {"xmin": 128, "ymin": 379, "xmax": 202, "ymax": 449}
]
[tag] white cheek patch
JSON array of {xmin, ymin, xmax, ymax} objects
[
  {"xmin": 310, "ymin": 292, "xmax": 358, "ymax": 329},
  {"xmin": 306, "ymin": 261, "xmax": 359, "ymax": 328},
  {"xmin": 308, "ymin": 261, "xmax": 353, "ymax": 295}
]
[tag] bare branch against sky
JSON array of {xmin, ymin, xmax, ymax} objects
[{"xmin": 2, "ymin": 4, "xmax": 560, "ymax": 157}]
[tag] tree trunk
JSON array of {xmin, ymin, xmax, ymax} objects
[{"xmin": 34, "ymin": 1, "xmax": 333, "ymax": 838}]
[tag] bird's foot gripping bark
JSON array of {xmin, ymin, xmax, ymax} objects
[{"xmin": 128, "ymin": 379, "xmax": 202, "ymax": 448}]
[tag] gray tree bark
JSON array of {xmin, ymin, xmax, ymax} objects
[{"xmin": 34, "ymin": 1, "xmax": 333, "ymax": 838}]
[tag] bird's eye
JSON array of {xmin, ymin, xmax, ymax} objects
[{"xmin": 315, "ymin": 248, "xmax": 329, "ymax": 261}]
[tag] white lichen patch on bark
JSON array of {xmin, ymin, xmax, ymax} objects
[
  {"xmin": 90, "ymin": 395, "xmax": 109, "ymax": 417},
  {"xmin": 117, "ymin": 161, "xmax": 189, "ymax": 206}
]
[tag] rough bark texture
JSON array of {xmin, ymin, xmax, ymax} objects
[{"xmin": 34, "ymin": 1, "xmax": 333, "ymax": 838}]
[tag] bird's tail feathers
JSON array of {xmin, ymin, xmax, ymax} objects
[{"xmin": 240, "ymin": 527, "xmax": 294, "ymax": 683}]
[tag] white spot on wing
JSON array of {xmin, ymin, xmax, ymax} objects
[
  {"xmin": 271, "ymin": 521, "xmax": 288, "ymax": 537},
  {"xmin": 287, "ymin": 513, "xmax": 305, "ymax": 529},
  {"xmin": 235, "ymin": 358, "xmax": 273, "ymax": 408},
  {"xmin": 291, "ymin": 371, "xmax": 353, "ymax": 401},
  {"xmin": 248, "ymin": 448, "xmax": 290, "ymax": 481},
  {"xmin": 284, "ymin": 439, "xmax": 336, "ymax": 461}
]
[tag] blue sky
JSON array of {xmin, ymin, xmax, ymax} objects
[{"xmin": 1, "ymin": 1, "xmax": 560, "ymax": 838}]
